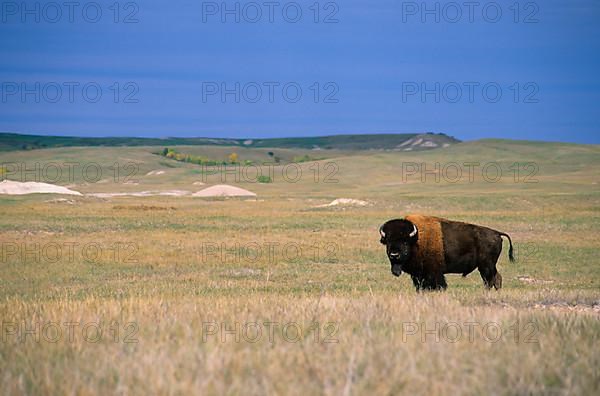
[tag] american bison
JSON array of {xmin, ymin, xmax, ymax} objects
[{"xmin": 379, "ymin": 215, "xmax": 514, "ymax": 291}]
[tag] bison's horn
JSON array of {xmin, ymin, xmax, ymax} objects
[
  {"xmin": 409, "ymin": 224, "xmax": 418, "ymax": 238},
  {"xmin": 379, "ymin": 225, "xmax": 385, "ymax": 238}
]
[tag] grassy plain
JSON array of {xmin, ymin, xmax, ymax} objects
[{"xmin": 0, "ymin": 139, "xmax": 599, "ymax": 395}]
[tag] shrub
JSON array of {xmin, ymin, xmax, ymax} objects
[
  {"xmin": 257, "ymin": 175, "xmax": 272, "ymax": 183},
  {"xmin": 293, "ymin": 154, "xmax": 313, "ymax": 163}
]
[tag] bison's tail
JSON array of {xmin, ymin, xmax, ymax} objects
[{"xmin": 499, "ymin": 232, "xmax": 515, "ymax": 262}]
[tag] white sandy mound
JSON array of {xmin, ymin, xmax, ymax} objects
[
  {"xmin": 319, "ymin": 198, "xmax": 369, "ymax": 207},
  {"xmin": 517, "ymin": 276, "xmax": 554, "ymax": 285},
  {"xmin": 89, "ymin": 190, "xmax": 191, "ymax": 198},
  {"xmin": 0, "ymin": 180, "xmax": 82, "ymax": 196},
  {"xmin": 45, "ymin": 198, "xmax": 76, "ymax": 204},
  {"xmin": 193, "ymin": 181, "xmax": 206, "ymax": 186},
  {"xmin": 193, "ymin": 185, "xmax": 256, "ymax": 198},
  {"xmin": 146, "ymin": 170, "xmax": 166, "ymax": 176}
]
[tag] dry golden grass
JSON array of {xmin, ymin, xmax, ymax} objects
[{"xmin": 1, "ymin": 293, "xmax": 599, "ymax": 395}]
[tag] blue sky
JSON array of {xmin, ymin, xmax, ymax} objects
[{"xmin": 0, "ymin": 0, "xmax": 598, "ymax": 143}]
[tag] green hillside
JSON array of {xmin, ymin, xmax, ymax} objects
[{"xmin": 1, "ymin": 139, "xmax": 597, "ymax": 200}]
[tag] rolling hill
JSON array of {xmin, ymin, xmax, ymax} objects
[{"xmin": 0, "ymin": 132, "xmax": 459, "ymax": 152}]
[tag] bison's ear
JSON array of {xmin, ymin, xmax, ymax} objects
[{"xmin": 379, "ymin": 224, "xmax": 386, "ymax": 245}]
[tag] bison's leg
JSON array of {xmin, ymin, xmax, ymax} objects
[
  {"xmin": 493, "ymin": 272, "xmax": 502, "ymax": 290},
  {"xmin": 478, "ymin": 266, "xmax": 498, "ymax": 290},
  {"xmin": 422, "ymin": 273, "xmax": 447, "ymax": 291},
  {"xmin": 411, "ymin": 275, "xmax": 423, "ymax": 291},
  {"xmin": 435, "ymin": 274, "xmax": 448, "ymax": 290},
  {"xmin": 478, "ymin": 234, "xmax": 503, "ymax": 290}
]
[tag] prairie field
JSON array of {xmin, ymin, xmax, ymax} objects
[{"xmin": 1, "ymin": 139, "xmax": 599, "ymax": 395}]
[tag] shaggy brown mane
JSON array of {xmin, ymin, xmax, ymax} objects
[{"xmin": 405, "ymin": 214, "xmax": 445, "ymax": 273}]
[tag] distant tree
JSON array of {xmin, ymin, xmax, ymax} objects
[
  {"xmin": 268, "ymin": 151, "xmax": 274, "ymax": 157},
  {"xmin": 162, "ymin": 147, "xmax": 169, "ymax": 156}
]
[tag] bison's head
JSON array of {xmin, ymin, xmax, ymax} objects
[{"xmin": 379, "ymin": 219, "xmax": 418, "ymax": 276}]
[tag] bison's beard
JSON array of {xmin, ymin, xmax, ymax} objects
[{"xmin": 391, "ymin": 263, "xmax": 402, "ymax": 277}]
